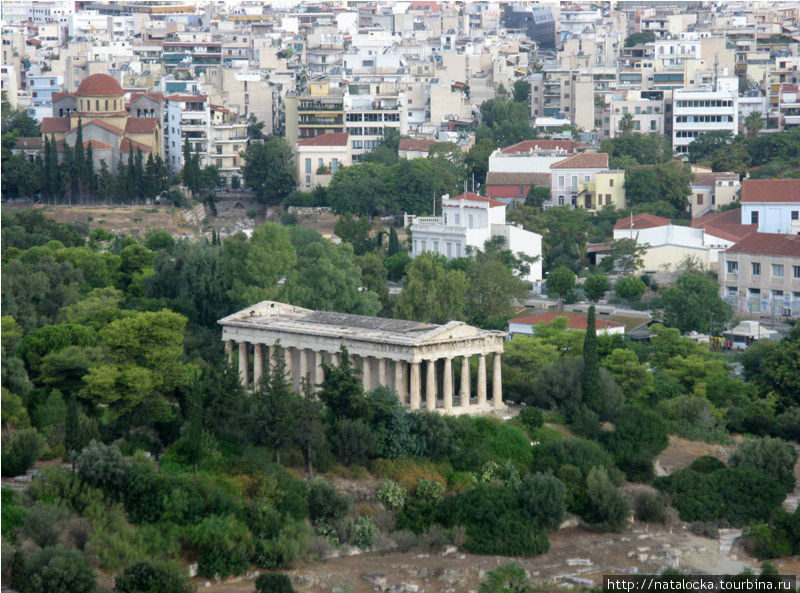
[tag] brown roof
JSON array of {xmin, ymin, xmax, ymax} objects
[
  {"xmin": 486, "ymin": 171, "xmax": 551, "ymax": 186},
  {"xmin": 740, "ymin": 179, "xmax": 800, "ymax": 203},
  {"xmin": 613, "ymin": 213, "xmax": 671, "ymax": 230},
  {"xmin": 56, "ymin": 139, "xmax": 113, "ymax": 151},
  {"xmin": 52, "ymin": 91, "xmax": 74, "ymax": 102},
  {"xmin": 40, "ymin": 117, "xmax": 71, "ymax": 133},
  {"xmin": 296, "ymin": 132, "xmax": 349, "ymax": 147},
  {"xmin": 398, "ymin": 138, "xmax": 436, "ymax": 152},
  {"xmin": 164, "ymin": 94, "xmax": 208, "ymax": 102},
  {"xmin": 449, "ymin": 192, "xmax": 506, "ymax": 207},
  {"xmin": 120, "ymin": 138, "xmax": 153, "ymax": 153},
  {"xmin": 726, "ymin": 232, "xmax": 800, "ymax": 257},
  {"xmin": 85, "ymin": 119, "xmax": 124, "ymax": 136},
  {"xmin": 125, "ymin": 118, "xmax": 158, "ymax": 134},
  {"xmin": 15, "ymin": 136, "xmax": 42, "ymax": 149},
  {"xmin": 76, "ymin": 73, "xmax": 124, "ymax": 97},
  {"xmin": 510, "ymin": 311, "xmax": 624, "ymax": 330},
  {"xmin": 500, "ymin": 139, "xmax": 584, "ymax": 154},
  {"xmin": 692, "ymin": 172, "xmax": 739, "ymax": 187},
  {"xmin": 129, "ymin": 92, "xmax": 164, "ymax": 103},
  {"xmin": 550, "ymin": 152, "xmax": 609, "ymax": 169},
  {"xmin": 702, "ymin": 223, "xmax": 756, "ymax": 243},
  {"xmin": 690, "ymin": 208, "xmax": 741, "ymax": 228}
]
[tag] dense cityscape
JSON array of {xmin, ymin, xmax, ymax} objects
[{"xmin": 1, "ymin": 1, "xmax": 799, "ymax": 593}]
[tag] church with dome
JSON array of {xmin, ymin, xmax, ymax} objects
[{"xmin": 39, "ymin": 73, "xmax": 162, "ymax": 171}]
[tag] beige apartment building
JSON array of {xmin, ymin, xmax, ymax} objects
[
  {"xmin": 690, "ymin": 170, "xmax": 740, "ymax": 219},
  {"xmin": 601, "ymin": 89, "xmax": 665, "ymax": 138},
  {"xmin": 719, "ymin": 233, "xmax": 800, "ymax": 317},
  {"xmin": 295, "ymin": 132, "xmax": 351, "ymax": 190}
]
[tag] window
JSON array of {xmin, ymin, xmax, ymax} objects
[
  {"xmin": 727, "ymin": 261, "xmax": 738, "ymax": 274},
  {"xmin": 752, "ymin": 262, "xmax": 761, "ymax": 276},
  {"xmin": 727, "ymin": 286, "xmax": 737, "ymax": 297},
  {"xmin": 96, "ymin": 100, "xmax": 100, "ymax": 110},
  {"xmin": 609, "ymin": 178, "xmax": 614, "ymax": 187},
  {"xmin": 456, "ymin": 243, "xmax": 462, "ymax": 257},
  {"xmin": 558, "ymin": 196, "xmax": 565, "ymax": 206},
  {"xmin": 558, "ymin": 176, "xmax": 565, "ymax": 188},
  {"xmin": 792, "ymin": 211, "xmax": 799, "ymax": 220},
  {"xmin": 421, "ymin": 240, "xmax": 427, "ymax": 252},
  {"xmin": 318, "ymin": 158, "xmax": 324, "ymax": 169},
  {"xmin": 468, "ymin": 214, "xmax": 474, "ymax": 228},
  {"xmin": 454, "ymin": 213, "xmax": 461, "ymax": 225},
  {"xmin": 696, "ymin": 194, "xmax": 703, "ymax": 205},
  {"xmin": 794, "ymin": 265, "xmax": 800, "ymax": 279},
  {"xmin": 413, "ymin": 240, "xmax": 418, "ymax": 253},
  {"xmin": 305, "ymin": 158, "xmax": 311, "ymax": 174},
  {"xmin": 773, "ymin": 290, "xmax": 784, "ymax": 298},
  {"xmin": 305, "ymin": 174, "xmax": 311, "ymax": 186},
  {"xmin": 446, "ymin": 242, "xmax": 452, "ymax": 257},
  {"xmin": 332, "ymin": 158, "xmax": 339, "ymax": 173},
  {"xmin": 751, "ymin": 211, "xmax": 759, "ymax": 225},
  {"xmin": 772, "ymin": 264, "xmax": 784, "ymax": 278},
  {"xmin": 105, "ymin": 100, "xmax": 109, "ymax": 110},
  {"xmin": 571, "ymin": 175, "xmax": 578, "ymax": 188}
]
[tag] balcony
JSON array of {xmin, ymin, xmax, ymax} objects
[{"xmin": 299, "ymin": 103, "xmax": 342, "ymax": 112}]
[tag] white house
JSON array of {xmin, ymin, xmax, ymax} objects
[
  {"xmin": 549, "ymin": 152, "xmax": 610, "ymax": 208},
  {"xmin": 408, "ymin": 192, "xmax": 543, "ymax": 284},
  {"xmin": 740, "ymin": 179, "xmax": 800, "ymax": 234}
]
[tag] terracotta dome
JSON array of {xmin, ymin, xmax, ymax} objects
[{"xmin": 76, "ymin": 73, "xmax": 124, "ymax": 97}]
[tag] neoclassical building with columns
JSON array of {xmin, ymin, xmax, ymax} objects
[{"xmin": 218, "ymin": 301, "xmax": 506, "ymax": 415}]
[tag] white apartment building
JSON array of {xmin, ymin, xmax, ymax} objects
[
  {"xmin": 344, "ymin": 89, "xmax": 407, "ymax": 161},
  {"xmin": 27, "ymin": 73, "xmax": 62, "ymax": 121},
  {"xmin": 740, "ymin": 179, "xmax": 800, "ymax": 234},
  {"xmin": 165, "ymin": 94, "xmax": 211, "ymax": 173},
  {"xmin": 602, "ymin": 90, "xmax": 665, "ymax": 138},
  {"xmin": 672, "ymin": 87, "xmax": 738, "ymax": 155},
  {"xmin": 408, "ymin": 192, "xmax": 543, "ymax": 284}
]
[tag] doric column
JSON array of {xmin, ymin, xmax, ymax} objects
[
  {"xmin": 253, "ymin": 343, "xmax": 264, "ymax": 386},
  {"xmin": 265, "ymin": 345, "xmax": 272, "ymax": 373},
  {"xmin": 394, "ymin": 361, "xmax": 406, "ymax": 404},
  {"xmin": 330, "ymin": 351, "xmax": 340, "ymax": 367},
  {"xmin": 284, "ymin": 346, "xmax": 293, "ymax": 384},
  {"xmin": 361, "ymin": 356, "xmax": 372, "ymax": 391},
  {"xmin": 314, "ymin": 350, "xmax": 324, "ymax": 389},
  {"xmin": 493, "ymin": 352, "xmax": 503, "ymax": 408},
  {"xmin": 377, "ymin": 358, "xmax": 387, "ymax": 386},
  {"xmin": 426, "ymin": 359, "xmax": 437, "ymax": 411},
  {"xmin": 477, "ymin": 354, "xmax": 487, "ymax": 407},
  {"xmin": 460, "ymin": 355, "xmax": 471, "ymax": 407},
  {"xmin": 225, "ymin": 340, "xmax": 234, "ymax": 365},
  {"xmin": 296, "ymin": 348, "xmax": 307, "ymax": 391},
  {"xmin": 238, "ymin": 341, "xmax": 249, "ymax": 387},
  {"xmin": 443, "ymin": 357, "xmax": 453, "ymax": 412},
  {"xmin": 409, "ymin": 362, "xmax": 421, "ymax": 410}
]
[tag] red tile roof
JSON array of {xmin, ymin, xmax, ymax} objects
[
  {"xmin": 702, "ymin": 223, "xmax": 756, "ymax": 243},
  {"xmin": 726, "ymin": 232, "xmax": 800, "ymax": 257},
  {"xmin": 510, "ymin": 311, "xmax": 624, "ymax": 331},
  {"xmin": 486, "ymin": 171, "xmax": 551, "ymax": 186},
  {"xmin": 120, "ymin": 138, "xmax": 153, "ymax": 153},
  {"xmin": 550, "ymin": 152, "xmax": 609, "ymax": 169},
  {"xmin": 52, "ymin": 91, "xmax": 74, "ymax": 102},
  {"xmin": 691, "ymin": 171, "xmax": 739, "ymax": 187},
  {"xmin": 85, "ymin": 119, "xmax": 124, "ymax": 136},
  {"xmin": 56, "ymin": 139, "xmax": 113, "ymax": 152},
  {"xmin": 164, "ymin": 94, "xmax": 208, "ymax": 102},
  {"xmin": 500, "ymin": 139, "xmax": 584, "ymax": 154},
  {"xmin": 740, "ymin": 179, "xmax": 800, "ymax": 203},
  {"xmin": 40, "ymin": 117, "xmax": 71, "ymax": 133},
  {"xmin": 449, "ymin": 192, "xmax": 506, "ymax": 207},
  {"xmin": 296, "ymin": 132, "xmax": 349, "ymax": 147},
  {"xmin": 76, "ymin": 73, "xmax": 123, "ymax": 96},
  {"xmin": 613, "ymin": 213, "xmax": 671, "ymax": 230},
  {"xmin": 15, "ymin": 136, "xmax": 42, "ymax": 149},
  {"xmin": 125, "ymin": 118, "xmax": 158, "ymax": 134},
  {"xmin": 398, "ymin": 138, "xmax": 436, "ymax": 153},
  {"xmin": 129, "ymin": 92, "xmax": 164, "ymax": 103},
  {"xmin": 690, "ymin": 208, "xmax": 741, "ymax": 228}
]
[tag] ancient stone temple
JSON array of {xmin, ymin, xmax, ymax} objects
[{"xmin": 218, "ymin": 301, "xmax": 506, "ymax": 415}]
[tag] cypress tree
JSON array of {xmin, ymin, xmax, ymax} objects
[
  {"xmin": 582, "ymin": 305, "xmax": 600, "ymax": 408},
  {"xmin": 74, "ymin": 118, "xmax": 85, "ymax": 201},
  {"xmin": 84, "ymin": 141, "xmax": 96, "ymax": 195},
  {"xmin": 126, "ymin": 145, "xmax": 135, "ymax": 202},
  {"xmin": 98, "ymin": 159, "xmax": 114, "ymax": 203},
  {"xmin": 42, "ymin": 135, "xmax": 52, "ymax": 201},
  {"xmin": 62, "ymin": 142, "xmax": 75, "ymax": 205},
  {"xmin": 144, "ymin": 152, "xmax": 156, "ymax": 201},
  {"xmin": 64, "ymin": 394, "xmax": 79, "ymax": 462},
  {"xmin": 388, "ymin": 226, "xmax": 400, "ymax": 255},
  {"xmin": 134, "ymin": 148, "xmax": 145, "ymax": 202}
]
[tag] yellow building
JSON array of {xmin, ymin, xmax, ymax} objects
[{"xmin": 577, "ymin": 170, "xmax": 625, "ymax": 211}]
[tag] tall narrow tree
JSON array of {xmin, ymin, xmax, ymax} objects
[
  {"xmin": 134, "ymin": 148, "xmax": 145, "ymax": 203},
  {"xmin": 64, "ymin": 394, "xmax": 79, "ymax": 462},
  {"xmin": 582, "ymin": 305, "xmax": 600, "ymax": 406},
  {"xmin": 74, "ymin": 118, "xmax": 85, "ymax": 202},
  {"xmin": 387, "ymin": 226, "xmax": 400, "ymax": 256},
  {"xmin": 252, "ymin": 345, "xmax": 299, "ymax": 464},
  {"xmin": 83, "ymin": 141, "xmax": 96, "ymax": 197}
]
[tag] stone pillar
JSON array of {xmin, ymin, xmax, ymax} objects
[
  {"xmin": 443, "ymin": 357, "xmax": 453, "ymax": 412},
  {"xmin": 409, "ymin": 362, "xmax": 421, "ymax": 410},
  {"xmin": 284, "ymin": 346, "xmax": 293, "ymax": 384},
  {"xmin": 296, "ymin": 348, "xmax": 307, "ymax": 391},
  {"xmin": 426, "ymin": 359, "xmax": 437, "ymax": 411},
  {"xmin": 313, "ymin": 350, "xmax": 324, "ymax": 389},
  {"xmin": 394, "ymin": 361, "xmax": 406, "ymax": 404},
  {"xmin": 377, "ymin": 358, "xmax": 387, "ymax": 386},
  {"xmin": 460, "ymin": 355, "xmax": 471, "ymax": 407},
  {"xmin": 361, "ymin": 356, "xmax": 372, "ymax": 391},
  {"xmin": 225, "ymin": 340, "xmax": 234, "ymax": 364},
  {"xmin": 265, "ymin": 345, "xmax": 273, "ymax": 373},
  {"xmin": 253, "ymin": 343, "xmax": 264, "ymax": 386},
  {"xmin": 493, "ymin": 352, "xmax": 503, "ymax": 408},
  {"xmin": 238, "ymin": 341, "xmax": 249, "ymax": 387},
  {"xmin": 330, "ymin": 351, "xmax": 340, "ymax": 367},
  {"xmin": 477, "ymin": 354, "xmax": 487, "ymax": 408}
]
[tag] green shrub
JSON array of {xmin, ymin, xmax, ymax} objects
[
  {"xmin": 187, "ymin": 514, "xmax": 253, "ymax": 578},
  {"xmin": 582, "ymin": 467, "xmax": 629, "ymax": 532},
  {"xmin": 74, "ymin": 440, "xmax": 129, "ymax": 499},
  {"xmin": 377, "ymin": 479, "xmax": 406, "ymax": 512},
  {"xmin": 350, "ymin": 516, "xmax": 377, "ymax": 549},
  {"xmin": 689, "ymin": 455, "xmax": 726, "ymax": 473},
  {"xmin": 462, "ymin": 511, "xmax": 549, "ymax": 557},
  {"xmin": 252, "ymin": 517, "xmax": 311, "ymax": 569},
  {"xmin": 113, "ymin": 560, "xmax": 193, "ymax": 593},
  {"xmin": 602, "ymin": 406, "xmax": 669, "ymax": 482},
  {"xmin": 1, "ymin": 428, "xmax": 45, "ymax": 476},
  {"xmin": 729, "ymin": 437, "xmax": 798, "ymax": 493},
  {"xmin": 657, "ymin": 396, "xmax": 731, "ymax": 444},
  {"xmin": 371, "ymin": 458, "xmax": 448, "ymax": 490},
  {"xmin": 654, "ymin": 467, "xmax": 785, "ymax": 525},
  {"xmin": 330, "ymin": 418, "xmax": 377, "ymax": 465},
  {"xmin": 774, "ymin": 407, "xmax": 800, "ymax": 441},
  {"xmin": 23, "ymin": 546, "xmax": 96, "ymax": 593},
  {"xmin": 306, "ymin": 478, "xmax": 349, "ymax": 524},
  {"xmin": 255, "ymin": 573, "xmax": 296, "ymax": 593},
  {"xmin": 634, "ymin": 491, "xmax": 668, "ymax": 523},
  {"xmin": 480, "ymin": 460, "xmax": 520, "ymax": 485},
  {"xmin": 22, "ymin": 502, "xmax": 70, "ymax": 547},
  {"xmin": 517, "ymin": 473, "xmax": 566, "ymax": 530},
  {"xmin": 479, "ymin": 562, "xmax": 532, "ymax": 593},
  {"xmin": 519, "ymin": 407, "xmax": 544, "ymax": 432},
  {"xmin": 744, "ymin": 522, "xmax": 793, "ymax": 559},
  {"xmin": 415, "ymin": 479, "xmax": 445, "ymax": 505}
]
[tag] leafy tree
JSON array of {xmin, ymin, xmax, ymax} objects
[
  {"xmin": 624, "ymin": 161, "xmax": 691, "ymax": 215},
  {"xmin": 614, "ymin": 275, "xmax": 646, "ymax": 302},
  {"xmin": 387, "ymin": 226, "xmax": 400, "ymax": 256},
  {"xmin": 503, "ymin": 336, "xmax": 561, "ymax": 402},
  {"xmin": 334, "ymin": 214, "xmax": 374, "ymax": 255},
  {"xmin": 600, "ymin": 239, "xmax": 646, "ymax": 274},
  {"xmin": 326, "ymin": 162, "xmax": 391, "ymax": 215},
  {"xmin": 583, "ymin": 273, "xmax": 609, "ymax": 302},
  {"xmin": 306, "ymin": 477, "xmax": 350, "ymax": 523},
  {"xmin": 284, "ymin": 240, "xmax": 381, "ymax": 316},
  {"xmin": 1, "ymin": 428, "xmax": 45, "ymax": 476},
  {"xmin": 22, "ymin": 546, "xmax": 96, "ymax": 593},
  {"xmin": 729, "ymin": 437, "xmax": 797, "ymax": 492},
  {"xmin": 660, "ymin": 272, "xmax": 732, "ymax": 333},
  {"xmin": 295, "ymin": 385, "xmax": 328, "ymax": 475},
  {"xmin": 600, "ymin": 134, "xmax": 672, "ymax": 167},
  {"xmin": 330, "ymin": 418, "xmax": 377, "ymax": 465},
  {"xmin": 188, "ymin": 514, "xmax": 253, "ymax": 578},
  {"xmin": 602, "ymin": 348, "xmax": 652, "ymax": 401},
  {"xmin": 466, "ymin": 241, "xmax": 530, "ymax": 329},
  {"xmin": 740, "ymin": 326, "xmax": 800, "ymax": 409},
  {"xmin": 394, "ymin": 253, "xmax": 467, "ymax": 323},
  {"xmin": 583, "ymin": 466, "xmax": 629, "ymax": 531},
  {"xmin": 507, "ymin": 206, "xmax": 590, "ymax": 272},
  {"xmin": 513, "ymin": 79, "xmax": 531, "ymax": 103},
  {"xmin": 114, "ymin": 560, "xmax": 193, "ymax": 593},
  {"xmin": 64, "ymin": 394, "xmax": 79, "ymax": 460},
  {"xmin": 687, "ymin": 131, "xmax": 735, "ymax": 164},
  {"xmin": 546, "ymin": 266, "xmax": 575, "ymax": 299},
  {"xmin": 525, "ymin": 185, "xmax": 550, "ymax": 208},
  {"xmin": 745, "ymin": 111, "xmax": 764, "ymax": 139},
  {"xmin": 478, "ymin": 562, "xmax": 532, "ymax": 593},
  {"xmin": 235, "ymin": 222, "xmax": 297, "ymax": 305},
  {"xmin": 624, "ymin": 31, "xmax": 656, "ymax": 46},
  {"xmin": 517, "ymin": 472, "xmax": 566, "ymax": 529},
  {"xmin": 255, "ymin": 573, "xmax": 296, "ymax": 593},
  {"xmin": 253, "ymin": 346, "xmax": 300, "ymax": 464},
  {"xmin": 465, "ymin": 138, "xmax": 495, "ymax": 187},
  {"xmin": 242, "ymin": 136, "xmax": 296, "ymax": 204},
  {"xmin": 318, "ymin": 348, "xmax": 366, "ymax": 421},
  {"xmin": 619, "ymin": 112, "xmax": 636, "ymax": 135},
  {"xmin": 533, "ymin": 357, "xmax": 622, "ymax": 421},
  {"xmin": 603, "ymin": 406, "xmax": 669, "ymax": 481}
]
